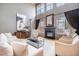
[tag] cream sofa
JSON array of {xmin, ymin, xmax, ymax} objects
[
  {"xmin": 32, "ymin": 47, "xmax": 43, "ymax": 56},
  {"xmin": 55, "ymin": 36, "xmax": 79, "ymax": 56},
  {"xmin": 0, "ymin": 33, "xmax": 43, "ymax": 56}
]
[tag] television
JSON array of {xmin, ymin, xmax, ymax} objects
[{"xmin": 64, "ymin": 8, "xmax": 79, "ymax": 35}]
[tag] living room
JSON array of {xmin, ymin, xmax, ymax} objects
[{"xmin": 0, "ymin": 3, "xmax": 79, "ymax": 56}]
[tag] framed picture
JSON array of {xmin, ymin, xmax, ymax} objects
[
  {"xmin": 46, "ymin": 14, "xmax": 54, "ymax": 27},
  {"xmin": 16, "ymin": 13, "xmax": 26, "ymax": 31}
]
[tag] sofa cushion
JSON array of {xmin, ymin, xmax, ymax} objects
[
  {"xmin": 0, "ymin": 42, "xmax": 13, "ymax": 56},
  {"xmin": 11, "ymin": 41, "xmax": 28, "ymax": 56},
  {"xmin": 58, "ymin": 36, "xmax": 73, "ymax": 44}
]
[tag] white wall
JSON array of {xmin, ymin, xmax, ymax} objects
[{"xmin": 0, "ymin": 3, "xmax": 35, "ymax": 33}]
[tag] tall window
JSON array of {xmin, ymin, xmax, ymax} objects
[
  {"xmin": 40, "ymin": 4, "xmax": 45, "ymax": 13},
  {"xmin": 36, "ymin": 4, "xmax": 45, "ymax": 15},
  {"xmin": 46, "ymin": 3, "xmax": 53, "ymax": 11},
  {"xmin": 36, "ymin": 3, "xmax": 54, "ymax": 15},
  {"xmin": 56, "ymin": 3, "xmax": 65, "ymax": 7},
  {"xmin": 37, "ymin": 4, "xmax": 41, "ymax": 15},
  {"xmin": 56, "ymin": 15, "xmax": 66, "ymax": 34},
  {"xmin": 57, "ymin": 16, "xmax": 65, "ymax": 29}
]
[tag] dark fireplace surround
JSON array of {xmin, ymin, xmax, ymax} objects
[{"xmin": 45, "ymin": 27, "xmax": 55, "ymax": 39}]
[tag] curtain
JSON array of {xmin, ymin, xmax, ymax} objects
[
  {"xmin": 64, "ymin": 8, "xmax": 79, "ymax": 34},
  {"xmin": 35, "ymin": 19, "xmax": 40, "ymax": 29}
]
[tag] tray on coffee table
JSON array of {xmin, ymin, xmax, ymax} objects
[{"xmin": 26, "ymin": 38, "xmax": 44, "ymax": 48}]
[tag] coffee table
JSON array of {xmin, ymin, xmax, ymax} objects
[{"xmin": 27, "ymin": 38, "xmax": 55, "ymax": 56}]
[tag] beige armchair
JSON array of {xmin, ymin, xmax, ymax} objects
[{"xmin": 55, "ymin": 36, "xmax": 79, "ymax": 56}]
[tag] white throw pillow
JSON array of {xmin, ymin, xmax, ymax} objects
[
  {"xmin": 4, "ymin": 33, "xmax": 13, "ymax": 44},
  {"xmin": 0, "ymin": 33, "xmax": 8, "ymax": 43},
  {"xmin": 4, "ymin": 32, "xmax": 12, "ymax": 38},
  {"xmin": 72, "ymin": 33, "xmax": 78, "ymax": 39},
  {"xmin": 0, "ymin": 42, "xmax": 13, "ymax": 56},
  {"xmin": 72, "ymin": 35, "xmax": 79, "ymax": 44},
  {"xmin": 11, "ymin": 41, "xmax": 28, "ymax": 56}
]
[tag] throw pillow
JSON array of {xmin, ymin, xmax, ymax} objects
[
  {"xmin": 4, "ymin": 32, "xmax": 13, "ymax": 44},
  {"xmin": 72, "ymin": 33, "xmax": 78, "ymax": 39},
  {"xmin": 4, "ymin": 32, "xmax": 12, "ymax": 38},
  {"xmin": 72, "ymin": 35, "xmax": 79, "ymax": 44},
  {"xmin": 0, "ymin": 33, "xmax": 8, "ymax": 43}
]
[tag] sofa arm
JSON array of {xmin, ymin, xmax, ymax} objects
[
  {"xmin": 33, "ymin": 47, "xmax": 43, "ymax": 56},
  {"xmin": 0, "ymin": 43, "xmax": 13, "ymax": 56},
  {"xmin": 11, "ymin": 41, "xmax": 28, "ymax": 56},
  {"xmin": 55, "ymin": 41, "xmax": 79, "ymax": 56}
]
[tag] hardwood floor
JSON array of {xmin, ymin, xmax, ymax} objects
[
  {"xmin": 44, "ymin": 38, "xmax": 57, "ymax": 45},
  {"xmin": 43, "ymin": 38, "xmax": 55, "ymax": 56}
]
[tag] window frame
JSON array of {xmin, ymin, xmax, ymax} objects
[
  {"xmin": 56, "ymin": 3, "xmax": 65, "ymax": 7},
  {"xmin": 56, "ymin": 15, "xmax": 66, "ymax": 35},
  {"xmin": 57, "ymin": 16, "xmax": 66, "ymax": 29},
  {"xmin": 46, "ymin": 3, "xmax": 53, "ymax": 11},
  {"xmin": 36, "ymin": 3, "xmax": 45, "ymax": 15}
]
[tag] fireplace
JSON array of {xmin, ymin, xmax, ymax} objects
[{"xmin": 45, "ymin": 27, "xmax": 55, "ymax": 39}]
